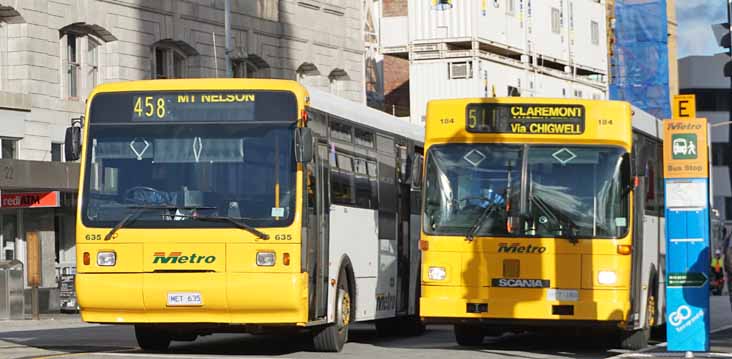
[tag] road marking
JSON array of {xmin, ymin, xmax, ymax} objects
[
  {"xmin": 96, "ymin": 353, "xmax": 271, "ymax": 359},
  {"xmin": 32, "ymin": 348, "xmax": 134, "ymax": 359}
]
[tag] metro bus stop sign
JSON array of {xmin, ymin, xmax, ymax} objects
[{"xmin": 662, "ymin": 118, "xmax": 710, "ymax": 352}]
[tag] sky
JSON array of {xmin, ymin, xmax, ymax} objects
[{"xmin": 677, "ymin": 0, "xmax": 727, "ymax": 58}]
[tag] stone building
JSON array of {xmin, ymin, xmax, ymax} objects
[{"xmin": 0, "ymin": 0, "xmax": 365, "ymax": 311}]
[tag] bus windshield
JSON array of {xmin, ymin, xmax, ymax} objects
[
  {"xmin": 423, "ymin": 144, "xmax": 629, "ymax": 239},
  {"xmin": 81, "ymin": 123, "xmax": 296, "ymax": 229}
]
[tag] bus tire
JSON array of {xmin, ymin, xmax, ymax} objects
[
  {"xmin": 620, "ymin": 328, "xmax": 649, "ymax": 350},
  {"xmin": 312, "ymin": 269, "xmax": 351, "ymax": 352},
  {"xmin": 620, "ymin": 292, "xmax": 654, "ymax": 350},
  {"xmin": 134, "ymin": 325, "xmax": 171, "ymax": 352},
  {"xmin": 454, "ymin": 324, "xmax": 484, "ymax": 346}
]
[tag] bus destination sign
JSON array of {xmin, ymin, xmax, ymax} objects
[
  {"xmin": 89, "ymin": 90, "xmax": 297, "ymax": 124},
  {"xmin": 465, "ymin": 103, "xmax": 585, "ymax": 135}
]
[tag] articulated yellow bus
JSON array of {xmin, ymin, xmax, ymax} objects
[
  {"xmin": 419, "ymin": 98, "xmax": 666, "ymax": 349},
  {"xmin": 67, "ymin": 79, "xmax": 425, "ymax": 352}
]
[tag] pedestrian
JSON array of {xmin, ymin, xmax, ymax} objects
[{"xmin": 723, "ymin": 227, "xmax": 732, "ymax": 308}]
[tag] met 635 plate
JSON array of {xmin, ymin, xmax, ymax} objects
[{"xmin": 167, "ymin": 292, "xmax": 203, "ymax": 306}]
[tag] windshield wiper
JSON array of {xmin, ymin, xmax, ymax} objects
[
  {"xmin": 105, "ymin": 205, "xmax": 177, "ymax": 241},
  {"xmin": 184, "ymin": 215, "xmax": 270, "ymax": 240},
  {"xmin": 104, "ymin": 205, "xmax": 217, "ymax": 241},
  {"xmin": 465, "ymin": 203, "xmax": 500, "ymax": 242}
]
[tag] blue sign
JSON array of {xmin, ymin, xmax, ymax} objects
[{"xmin": 665, "ymin": 177, "xmax": 710, "ymax": 352}]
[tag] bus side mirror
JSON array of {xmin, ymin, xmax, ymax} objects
[
  {"xmin": 64, "ymin": 117, "xmax": 83, "ymax": 161},
  {"xmin": 295, "ymin": 127, "xmax": 313, "ymax": 163},
  {"xmin": 621, "ymin": 152, "xmax": 635, "ymax": 191},
  {"xmin": 410, "ymin": 153, "xmax": 424, "ymax": 190}
]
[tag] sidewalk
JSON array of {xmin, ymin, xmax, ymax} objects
[
  {"xmin": 630, "ymin": 327, "xmax": 732, "ymax": 358},
  {"xmin": 0, "ymin": 313, "xmax": 93, "ymax": 333}
]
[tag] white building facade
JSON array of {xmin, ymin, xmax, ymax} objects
[
  {"xmin": 0, "ymin": 0, "xmax": 366, "ymax": 312},
  {"xmin": 381, "ymin": 0, "xmax": 609, "ymax": 124}
]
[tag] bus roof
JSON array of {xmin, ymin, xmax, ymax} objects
[{"xmin": 306, "ymin": 86, "xmax": 424, "ymax": 143}]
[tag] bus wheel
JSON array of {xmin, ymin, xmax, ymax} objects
[
  {"xmin": 313, "ymin": 270, "xmax": 351, "ymax": 352},
  {"xmin": 135, "ymin": 325, "xmax": 171, "ymax": 352},
  {"xmin": 454, "ymin": 324, "xmax": 484, "ymax": 346},
  {"xmin": 620, "ymin": 295, "xmax": 654, "ymax": 350}
]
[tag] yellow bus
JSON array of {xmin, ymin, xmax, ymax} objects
[
  {"xmin": 419, "ymin": 98, "xmax": 665, "ymax": 349},
  {"xmin": 66, "ymin": 79, "xmax": 425, "ymax": 352}
]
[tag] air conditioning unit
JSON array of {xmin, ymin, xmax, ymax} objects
[{"xmin": 449, "ymin": 62, "xmax": 471, "ymax": 79}]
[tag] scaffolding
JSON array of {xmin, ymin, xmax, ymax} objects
[{"xmin": 610, "ymin": 0, "xmax": 671, "ymax": 119}]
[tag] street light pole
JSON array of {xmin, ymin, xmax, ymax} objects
[
  {"xmin": 224, "ymin": 0, "xmax": 232, "ymax": 78},
  {"xmin": 728, "ymin": 0, "xmax": 731, "ymax": 124}
]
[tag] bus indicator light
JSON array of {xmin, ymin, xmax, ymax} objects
[
  {"xmin": 83, "ymin": 252, "xmax": 90, "ymax": 266},
  {"xmin": 419, "ymin": 240, "xmax": 429, "ymax": 251},
  {"xmin": 283, "ymin": 252, "xmax": 290, "ymax": 266},
  {"xmin": 617, "ymin": 245, "xmax": 632, "ymax": 255}
]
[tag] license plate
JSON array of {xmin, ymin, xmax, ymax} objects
[
  {"xmin": 546, "ymin": 289, "xmax": 579, "ymax": 302},
  {"xmin": 167, "ymin": 292, "xmax": 203, "ymax": 306}
]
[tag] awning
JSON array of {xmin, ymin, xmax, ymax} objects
[{"xmin": 0, "ymin": 159, "xmax": 79, "ymax": 192}]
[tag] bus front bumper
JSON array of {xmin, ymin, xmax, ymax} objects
[
  {"xmin": 420, "ymin": 285, "xmax": 630, "ymax": 324},
  {"xmin": 76, "ymin": 272, "xmax": 309, "ymax": 325}
]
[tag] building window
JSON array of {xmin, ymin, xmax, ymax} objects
[
  {"xmin": 87, "ymin": 38, "xmax": 99, "ymax": 90},
  {"xmin": 681, "ymin": 89, "xmax": 731, "ymax": 112},
  {"xmin": 52, "ymin": 143, "xmax": 63, "ymax": 162},
  {"xmin": 1, "ymin": 138, "xmax": 18, "ymax": 159},
  {"xmin": 507, "ymin": 85, "xmax": 521, "ymax": 97},
  {"xmin": 506, "ymin": 0, "xmax": 515, "ymax": 15},
  {"xmin": 62, "ymin": 30, "xmax": 105, "ymax": 100},
  {"xmin": 67, "ymin": 34, "xmax": 80, "ymax": 98},
  {"xmin": 154, "ymin": 47, "xmax": 187, "ymax": 79},
  {"xmin": 551, "ymin": 8, "xmax": 561, "ymax": 34},
  {"xmin": 591, "ymin": 21, "xmax": 599, "ymax": 45}
]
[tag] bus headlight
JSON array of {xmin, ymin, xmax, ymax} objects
[
  {"xmin": 428, "ymin": 266, "xmax": 447, "ymax": 281},
  {"xmin": 256, "ymin": 252, "xmax": 276, "ymax": 266},
  {"xmin": 598, "ymin": 271, "xmax": 617, "ymax": 285},
  {"xmin": 97, "ymin": 251, "xmax": 116, "ymax": 266}
]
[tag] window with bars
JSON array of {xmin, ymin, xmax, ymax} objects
[
  {"xmin": 506, "ymin": 0, "xmax": 515, "ymax": 15},
  {"xmin": 551, "ymin": 8, "xmax": 561, "ymax": 34}
]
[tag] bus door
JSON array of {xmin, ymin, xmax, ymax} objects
[
  {"xmin": 376, "ymin": 134, "xmax": 398, "ymax": 318},
  {"xmin": 307, "ymin": 142, "xmax": 330, "ymax": 321},
  {"xmin": 395, "ymin": 143, "xmax": 412, "ymax": 315}
]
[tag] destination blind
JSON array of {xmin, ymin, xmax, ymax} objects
[
  {"xmin": 465, "ymin": 103, "xmax": 585, "ymax": 135},
  {"xmin": 89, "ymin": 90, "xmax": 297, "ymax": 124}
]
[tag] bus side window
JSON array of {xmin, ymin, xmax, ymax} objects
[{"xmin": 331, "ymin": 151, "xmax": 355, "ymax": 206}]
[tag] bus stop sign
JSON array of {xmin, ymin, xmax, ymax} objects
[{"xmin": 662, "ymin": 118, "xmax": 710, "ymax": 352}]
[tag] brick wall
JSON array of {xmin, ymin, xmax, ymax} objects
[
  {"xmin": 383, "ymin": 0, "xmax": 407, "ymax": 17},
  {"xmin": 384, "ymin": 55, "xmax": 409, "ymax": 117}
]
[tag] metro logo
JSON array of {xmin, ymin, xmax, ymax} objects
[
  {"xmin": 152, "ymin": 252, "xmax": 216, "ymax": 264},
  {"xmin": 497, "ymin": 243, "xmax": 546, "ymax": 254}
]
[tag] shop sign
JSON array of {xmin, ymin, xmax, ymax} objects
[{"xmin": 0, "ymin": 191, "xmax": 60, "ymax": 208}]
